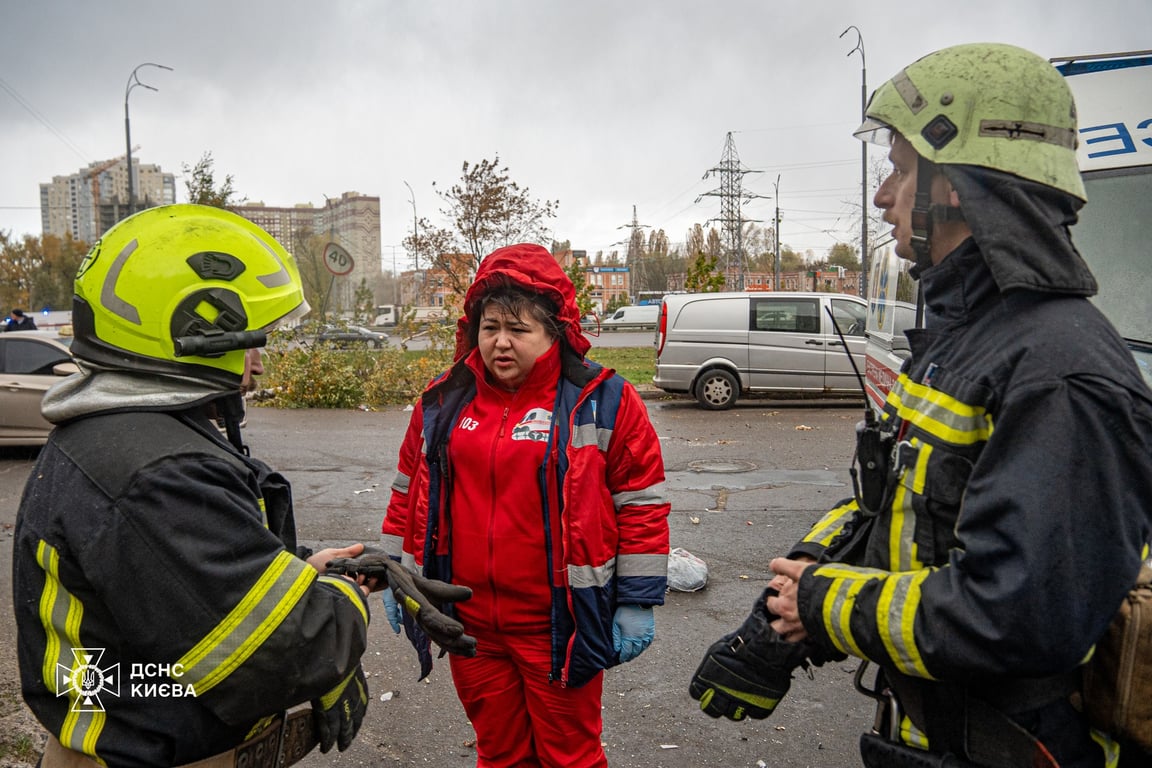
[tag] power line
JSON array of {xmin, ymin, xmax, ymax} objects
[{"xmin": 0, "ymin": 76, "xmax": 90, "ymax": 163}]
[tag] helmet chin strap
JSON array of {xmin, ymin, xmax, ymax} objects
[
  {"xmin": 909, "ymin": 155, "xmax": 965, "ymax": 276},
  {"xmin": 216, "ymin": 391, "xmax": 249, "ymax": 455}
]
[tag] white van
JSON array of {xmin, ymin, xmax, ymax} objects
[
  {"xmin": 602, "ymin": 304, "xmax": 660, "ymax": 329},
  {"xmin": 653, "ymin": 292, "xmax": 868, "ymax": 409}
]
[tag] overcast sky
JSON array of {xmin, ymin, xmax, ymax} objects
[{"xmin": 3, "ymin": 1, "xmax": 1149, "ymax": 271}]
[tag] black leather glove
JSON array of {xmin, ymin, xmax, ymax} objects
[
  {"xmin": 326, "ymin": 550, "xmax": 477, "ymax": 657},
  {"xmin": 312, "ymin": 664, "xmax": 368, "ymax": 753},
  {"xmin": 690, "ymin": 587, "xmax": 837, "ymax": 721}
]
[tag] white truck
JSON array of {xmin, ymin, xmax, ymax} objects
[
  {"xmin": 864, "ymin": 50, "xmax": 1152, "ymax": 408},
  {"xmin": 1055, "ymin": 50, "xmax": 1152, "ymax": 384}
]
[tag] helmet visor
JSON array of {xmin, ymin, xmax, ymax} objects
[{"xmin": 854, "ymin": 116, "xmax": 896, "ymax": 147}]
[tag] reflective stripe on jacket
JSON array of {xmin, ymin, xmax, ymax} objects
[{"xmin": 383, "ymin": 350, "xmax": 670, "ymax": 687}]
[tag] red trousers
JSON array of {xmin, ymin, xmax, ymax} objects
[{"xmin": 449, "ymin": 628, "xmax": 607, "ymax": 767}]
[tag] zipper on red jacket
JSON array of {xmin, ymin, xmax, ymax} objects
[{"xmin": 487, "ymin": 405, "xmax": 510, "ymax": 631}]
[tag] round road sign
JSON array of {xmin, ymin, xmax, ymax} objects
[{"xmin": 323, "ymin": 242, "xmax": 354, "ymax": 276}]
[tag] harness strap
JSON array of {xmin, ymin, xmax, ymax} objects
[{"xmin": 923, "ymin": 675, "xmax": 1073, "ymax": 768}]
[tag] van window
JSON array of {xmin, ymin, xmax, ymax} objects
[
  {"xmin": 751, "ymin": 298, "xmax": 820, "ymax": 333},
  {"xmin": 831, "ymin": 299, "xmax": 867, "ymax": 336}
]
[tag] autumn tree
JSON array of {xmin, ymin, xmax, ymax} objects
[
  {"xmin": 426, "ymin": 156, "xmax": 558, "ymax": 294},
  {"xmin": 742, "ymin": 223, "xmax": 778, "ymax": 273},
  {"xmin": 565, "ymin": 259, "xmax": 595, "ymax": 319},
  {"xmin": 684, "ymin": 224, "xmax": 707, "ymax": 261},
  {"xmin": 183, "ymin": 152, "xmax": 243, "ymax": 208},
  {"xmin": 827, "ymin": 242, "xmax": 861, "ymax": 270},
  {"xmin": 641, "ymin": 229, "xmax": 682, "ymax": 295},
  {"xmin": 353, "ymin": 279, "xmax": 375, "ymax": 324},
  {"xmin": 684, "ymin": 251, "xmax": 725, "ymax": 292},
  {"xmin": 0, "ymin": 230, "xmax": 35, "ymax": 310},
  {"xmin": 0, "ymin": 231, "xmax": 89, "ymax": 311},
  {"xmin": 778, "ymin": 246, "xmax": 806, "ymax": 272}
]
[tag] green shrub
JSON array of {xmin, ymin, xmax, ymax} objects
[
  {"xmin": 259, "ymin": 339, "xmax": 652, "ymax": 409},
  {"xmin": 261, "ymin": 333, "xmax": 454, "ymax": 409},
  {"xmin": 263, "ymin": 346, "xmax": 367, "ymax": 409}
]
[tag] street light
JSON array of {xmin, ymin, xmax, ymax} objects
[
  {"xmin": 403, "ymin": 180, "xmax": 420, "ymax": 304},
  {"xmin": 773, "ymin": 174, "xmax": 781, "ymax": 292},
  {"xmin": 402, "ymin": 180, "xmax": 419, "ymax": 271},
  {"xmin": 125, "ymin": 62, "xmax": 172, "ymax": 217},
  {"xmin": 840, "ymin": 26, "xmax": 868, "ymax": 298}
]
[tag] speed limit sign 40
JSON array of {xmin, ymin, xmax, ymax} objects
[{"xmin": 323, "ymin": 242, "xmax": 355, "ymax": 276}]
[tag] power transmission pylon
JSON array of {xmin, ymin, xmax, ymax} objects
[
  {"xmin": 616, "ymin": 205, "xmax": 651, "ymax": 299},
  {"xmin": 696, "ymin": 132, "xmax": 764, "ymax": 291}
]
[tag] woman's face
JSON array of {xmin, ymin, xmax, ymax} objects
[{"xmin": 477, "ymin": 305, "xmax": 554, "ymax": 391}]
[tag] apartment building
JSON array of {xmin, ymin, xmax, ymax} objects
[
  {"xmin": 40, "ymin": 157, "xmax": 176, "ymax": 243},
  {"xmin": 235, "ymin": 192, "xmax": 382, "ymax": 314}
]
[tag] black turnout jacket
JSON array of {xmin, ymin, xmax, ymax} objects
[
  {"xmin": 14, "ymin": 408, "xmax": 369, "ymax": 766},
  {"xmin": 790, "ymin": 168, "xmax": 1152, "ymax": 766}
]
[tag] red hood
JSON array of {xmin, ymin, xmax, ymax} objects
[{"xmin": 454, "ymin": 243, "xmax": 590, "ymax": 360}]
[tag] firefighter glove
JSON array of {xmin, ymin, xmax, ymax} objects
[
  {"xmin": 326, "ymin": 551, "xmax": 477, "ymax": 657},
  {"xmin": 312, "ymin": 664, "xmax": 368, "ymax": 753},
  {"xmin": 689, "ymin": 587, "xmax": 817, "ymax": 721},
  {"xmin": 612, "ymin": 605, "xmax": 655, "ymax": 662}
]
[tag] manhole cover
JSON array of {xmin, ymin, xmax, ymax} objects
[{"xmin": 687, "ymin": 459, "xmax": 758, "ymax": 474}]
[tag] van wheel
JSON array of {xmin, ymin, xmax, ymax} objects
[{"xmin": 695, "ymin": 370, "xmax": 739, "ymax": 410}]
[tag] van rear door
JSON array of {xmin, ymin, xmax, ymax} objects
[{"xmin": 747, "ymin": 295, "xmax": 825, "ymax": 391}]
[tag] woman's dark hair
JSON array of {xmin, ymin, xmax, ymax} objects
[{"xmin": 467, "ymin": 282, "xmax": 564, "ymax": 350}]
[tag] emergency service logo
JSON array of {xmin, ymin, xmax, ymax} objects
[
  {"xmin": 511, "ymin": 408, "xmax": 553, "ymax": 442},
  {"xmin": 56, "ymin": 648, "xmax": 120, "ymax": 713}
]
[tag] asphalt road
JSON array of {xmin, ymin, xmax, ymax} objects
[{"xmin": 0, "ymin": 394, "xmax": 875, "ymax": 767}]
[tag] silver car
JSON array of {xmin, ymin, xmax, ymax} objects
[
  {"xmin": 0, "ymin": 331, "xmax": 79, "ymax": 445},
  {"xmin": 653, "ymin": 291, "xmax": 868, "ymax": 409}
]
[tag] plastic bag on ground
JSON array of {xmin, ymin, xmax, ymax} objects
[{"xmin": 667, "ymin": 547, "xmax": 708, "ymax": 592}]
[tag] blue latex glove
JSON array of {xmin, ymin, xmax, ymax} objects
[
  {"xmin": 381, "ymin": 587, "xmax": 402, "ymax": 634},
  {"xmin": 612, "ymin": 605, "xmax": 655, "ymax": 662}
]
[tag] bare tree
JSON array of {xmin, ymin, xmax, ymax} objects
[
  {"xmin": 292, "ymin": 227, "xmax": 338, "ymax": 321},
  {"xmin": 429, "ymin": 156, "xmax": 559, "ymax": 290},
  {"xmin": 182, "ymin": 152, "xmax": 244, "ymax": 209}
]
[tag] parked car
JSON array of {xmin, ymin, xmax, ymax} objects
[
  {"xmin": 315, "ymin": 324, "xmax": 389, "ymax": 348},
  {"xmin": 602, "ymin": 304, "xmax": 660, "ymax": 330},
  {"xmin": 0, "ymin": 331, "xmax": 79, "ymax": 445},
  {"xmin": 653, "ymin": 291, "xmax": 868, "ymax": 410}
]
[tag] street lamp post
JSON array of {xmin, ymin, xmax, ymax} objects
[
  {"xmin": 840, "ymin": 26, "xmax": 868, "ymax": 298},
  {"xmin": 391, "ymin": 245, "xmax": 400, "ymax": 306},
  {"xmin": 403, "ymin": 180, "xmax": 420, "ymax": 303},
  {"xmin": 773, "ymin": 174, "xmax": 781, "ymax": 292},
  {"xmin": 124, "ymin": 62, "xmax": 172, "ymax": 217}
]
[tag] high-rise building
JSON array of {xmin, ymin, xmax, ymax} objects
[
  {"xmin": 40, "ymin": 157, "xmax": 175, "ymax": 243},
  {"xmin": 234, "ymin": 192, "xmax": 382, "ymax": 315}
]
